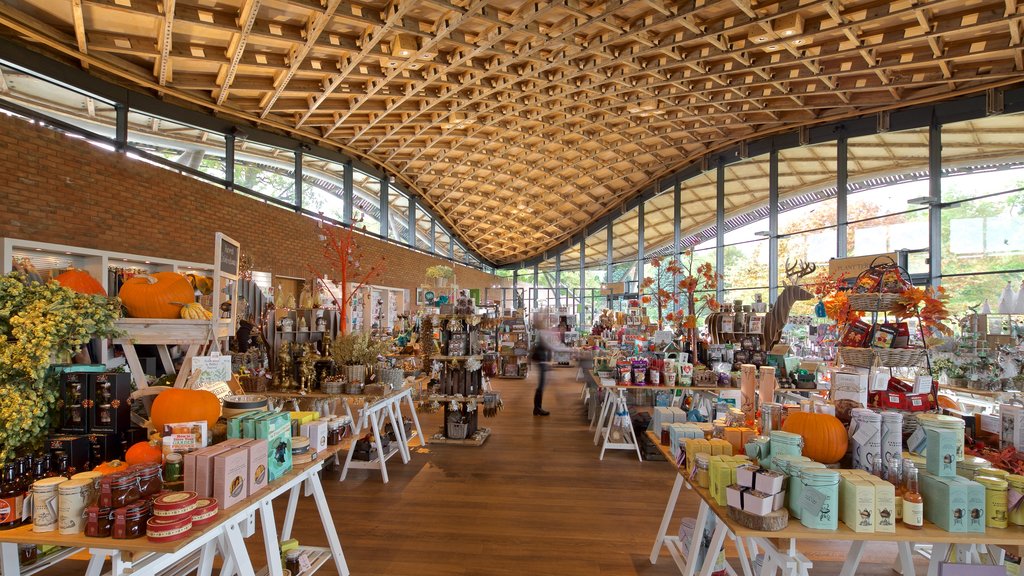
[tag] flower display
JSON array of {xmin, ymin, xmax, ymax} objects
[
  {"xmin": 0, "ymin": 273, "xmax": 121, "ymax": 463},
  {"xmin": 894, "ymin": 285, "xmax": 952, "ymax": 338}
]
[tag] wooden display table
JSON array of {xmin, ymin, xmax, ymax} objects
[
  {"xmin": 0, "ymin": 445, "xmax": 347, "ymax": 576},
  {"xmin": 645, "ymin": 431, "xmax": 1024, "ymax": 576},
  {"xmin": 113, "ymin": 319, "xmax": 232, "ymax": 389},
  {"xmin": 336, "ymin": 386, "xmax": 425, "ymax": 484}
]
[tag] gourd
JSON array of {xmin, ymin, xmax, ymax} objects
[
  {"xmin": 781, "ymin": 411, "xmax": 848, "ymax": 464},
  {"xmin": 119, "ymin": 272, "xmax": 195, "ymax": 318},
  {"xmin": 93, "ymin": 460, "xmax": 130, "ymax": 475},
  {"xmin": 149, "ymin": 388, "xmax": 222, "ymax": 430},
  {"xmin": 180, "ymin": 302, "xmax": 214, "ymax": 320},
  {"xmin": 186, "ymin": 273, "xmax": 213, "ymax": 296},
  {"xmin": 125, "ymin": 441, "xmax": 163, "ymax": 466},
  {"xmin": 54, "ymin": 268, "xmax": 106, "ymax": 296}
]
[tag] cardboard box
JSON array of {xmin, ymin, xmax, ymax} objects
[
  {"xmin": 213, "ymin": 447, "xmax": 250, "ymax": 510},
  {"xmin": 242, "ymin": 439, "xmax": 269, "ymax": 495},
  {"xmin": 289, "ymin": 411, "xmax": 319, "ymax": 426},
  {"xmin": 227, "ymin": 411, "xmax": 264, "ymax": 439},
  {"xmin": 921, "ymin": 473, "xmax": 985, "ymax": 532},
  {"xmin": 301, "ymin": 420, "xmax": 329, "ymax": 454},
  {"xmin": 926, "ymin": 428, "xmax": 958, "ymax": 477},
  {"xmin": 743, "ymin": 490, "xmax": 780, "ymax": 515},
  {"xmin": 840, "ymin": 475, "xmax": 875, "ymax": 533},
  {"xmin": 754, "ymin": 470, "xmax": 785, "ymax": 495},
  {"xmin": 726, "ymin": 485, "xmax": 745, "ymax": 509},
  {"xmin": 864, "ymin": 476, "xmax": 896, "ymax": 533},
  {"xmin": 254, "ymin": 412, "xmax": 292, "ymax": 482},
  {"xmin": 187, "ymin": 443, "xmax": 236, "ymax": 496},
  {"xmin": 736, "ymin": 465, "xmax": 757, "ymax": 489}
]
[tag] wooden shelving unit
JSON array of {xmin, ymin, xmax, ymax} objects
[{"xmin": 497, "ymin": 316, "xmax": 529, "ymax": 379}]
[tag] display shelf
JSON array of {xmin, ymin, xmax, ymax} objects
[
  {"xmin": 942, "ymin": 385, "xmax": 1021, "ymax": 398},
  {"xmin": 427, "ymin": 394, "xmax": 486, "ymax": 402},
  {"xmin": 430, "ymin": 355, "xmax": 483, "ymax": 360},
  {"xmin": 429, "ymin": 427, "xmax": 491, "ymax": 446},
  {"xmin": 255, "ymin": 546, "xmax": 332, "ymax": 576},
  {"xmin": 15, "ymin": 545, "xmax": 85, "ymax": 576}
]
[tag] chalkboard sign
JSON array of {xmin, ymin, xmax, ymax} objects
[{"xmin": 219, "ymin": 236, "xmax": 239, "ymax": 277}]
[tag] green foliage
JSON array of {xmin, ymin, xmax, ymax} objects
[{"xmin": 0, "ymin": 273, "xmax": 122, "ymax": 463}]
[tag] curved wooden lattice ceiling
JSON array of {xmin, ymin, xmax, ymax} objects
[{"xmin": 1, "ymin": 0, "xmax": 1022, "ymax": 265}]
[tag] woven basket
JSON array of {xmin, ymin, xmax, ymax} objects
[
  {"xmin": 322, "ymin": 378, "xmax": 346, "ymax": 395},
  {"xmin": 838, "ymin": 347, "xmax": 875, "ymax": 368},
  {"xmin": 363, "ymin": 383, "xmax": 385, "ymax": 396},
  {"xmin": 847, "ymin": 292, "xmax": 902, "ymax": 312},
  {"xmin": 873, "ymin": 348, "xmax": 926, "ymax": 367},
  {"xmin": 344, "ymin": 379, "xmax": 363, "ymax": 395}
]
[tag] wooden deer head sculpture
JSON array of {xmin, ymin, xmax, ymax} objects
[{"xmin": 762, "ymin": 260, "xmax": 817, "ymax": 350}]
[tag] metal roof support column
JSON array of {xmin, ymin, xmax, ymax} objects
[
  {"xmin": 929, "ymin": 118, "xmax": 942, "ymax": 286},
  {"xmin": 716, "ymin": 159, "xmax": 725, "ymax": 302},
  {"xmin": 379, "ymin": 178, "xmax": 389, "ymax": 239},
  {"xmin": 580, "ymin": 240, "xmax": 586, "ymax": 329},
  {"xmin": 343, "ymin": 161, "xmax": 353, "ymax": 225},
  {"xmin": 554, "ymin": 252, "xmax": 561, "ymax": 309},
  {"xmin": 836, "ymin": 135, "xmax": 848, "ymax": 258},
  {"xmin": 294, "ymin": 151, "xmax": 303, "ymax": 212},
  {"xmin": 768, "ymin": 146, "xmax": 779, "ymax": 304}
]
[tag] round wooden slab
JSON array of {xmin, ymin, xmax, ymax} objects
[{"xmin": 727, "ymin": 505, "xmax": 790, "ymax": 531}]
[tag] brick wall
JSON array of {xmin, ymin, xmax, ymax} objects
[{"xmin": 0, "ymin": 112, "xmax": 503, "ymax": 301}]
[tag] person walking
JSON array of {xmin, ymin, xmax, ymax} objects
[{"xmin": 531, "ymin": 331, "xmax": 552, "ymax": 416}]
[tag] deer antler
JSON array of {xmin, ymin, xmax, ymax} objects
[{"xmin": 785, "ymin": 259, "xmax": 817, "ymax": 284}]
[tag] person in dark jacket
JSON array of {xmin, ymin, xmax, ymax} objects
[{"xmin": 531, "ymin": 332, "xmax": 552, "ymax": 416}]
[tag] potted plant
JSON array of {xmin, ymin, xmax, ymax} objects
[
  {"xmin": 425, "ymin": 265, "xmax": 455, "ymax": 289},
  {"xmin": 331, "ymin": 332, "xmax": 389, "ymax": 392}
]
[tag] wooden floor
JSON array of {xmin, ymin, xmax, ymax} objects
[{"xmin": 41, "ymin": 367, "xmax": 925, "ymax": 575}]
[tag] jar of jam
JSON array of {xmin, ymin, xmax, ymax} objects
[
  {"xmin": 84, "ymin": 506, "xmax": 114, "ymax": 537},
  {"xmin": 18, "ymin": 544, "xmax": 36, "ymax": 566},
  {"xmin": 133, "ymin": 464, "xmax": 163, "ymax": 499},
  {"xmin": 284, "ymin": 550, "xmax": 302, "ymax": 574},
  {"xmin": 112, "ymin": 500, "xmax": 150, "ymax": 539},
  {"xmin": 100, "ymin": 472, "xmax": 140, "ymax": 508},
  {"xmin": 327, "ymin": 419, "xmax": 341, "ymax": 446}
]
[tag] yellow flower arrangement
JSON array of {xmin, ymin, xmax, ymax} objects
[{"xmin": 0, "ymin": 273, "xmax": 121, "ymax": 463}]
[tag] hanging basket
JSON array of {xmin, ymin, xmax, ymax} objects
[
  {"xmin": 838, "ymin": 347, "xmax": 875, "ymax": 368},
  {"xmin": 873, "ymin": 348, "xmax": 927, "ymax": 368},
  {"xmin": 846, "ymin": 293, "xmax": 902, "ymax": 312}
]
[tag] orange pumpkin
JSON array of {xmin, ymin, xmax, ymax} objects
[
  {"xmin": 125, "ymin": 441, "xmax": 162, "ymax": 466},
  {"xmin": 149, "ymin": 388, "xmax": 222, "ymax": 430},
  {"xmin": 93, "ymin": 460, "xmax": 130, "ymax": 475},
  {"xmin": 55, "ymin": 268, "xmax": 106, "ymax": 296},
  {"xmin": 781, "ymin": 411, "xmax": 849, "ymax": 464},
  {"xmin": 118, "ymin": 272, "xmax": 195, "ymax": 318}
]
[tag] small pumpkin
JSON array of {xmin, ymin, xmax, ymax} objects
[
  {"xmin": 93, "ymin": 459, "xmax": 130, "ymax": 475},
  {"xmin": 125, "ymin": 441, "xmax": 162, "ymax": 466},
  {"xmin": 118, "ymin": 272, "xmax": 195, "ymax": 318},
  {"xmin": 55, "ymin": 268, "xmax": 106, "ymax": 296},
  {"xmin": 781, "ymin": 411, "xmax": 848, "ymax": 464},
  {"xmin": 149, "ymin": 388, "xmax": 222, "ymax": 430}
]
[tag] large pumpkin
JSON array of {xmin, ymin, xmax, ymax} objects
[
  {"xmin": 781, "ymin": 411, "xmax": 848, "ymax": 464},
  {"xmin": 149, "ymin": 388, "xmax": 221, "ymax": 430},
  {"xmin": 55, "ymin": 268, "xmax": 106, "ymax": 296},
  {"xmin": 119, "ymin": 272, "xmax": 195, "ymax": 318},
  {"xmin": 125, "ymin": 441, "xmax": 163, "ymax": 466}
]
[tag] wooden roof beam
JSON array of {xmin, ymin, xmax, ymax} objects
[
  {"xmin": 71, "ymin": 0, "xmax": 88, "ymax": 68},
  {"xmin": 215, "ymin": 0, "xmax": 262, "ymax": 105},
  {"xmin": 155, "ymin": 0, "xmax": 176, "ymax": 86},
  {"xmin": 258, "ymin": 0, "xmax": 346, "ymax": 118}
]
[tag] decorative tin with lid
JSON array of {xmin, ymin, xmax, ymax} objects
[{"xmin": 152, "ymin": 491, "xmax": 198, "ymax": 523}]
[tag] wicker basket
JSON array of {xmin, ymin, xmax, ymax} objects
[
  {"xmin": 446, "ymin": 419, "xmax": 468, "ymax": 440},
  {"xmin": 363, "ymin": 383, "xmax": 385, "ymax": 397},
  {"xmin": 838, "ymin": 347, "xmax": 875, "ymax": 368},
  {"xmin": 847, "ymin": 292, "xmax": 902, "ymax": 312},
  {"xmin": 873, "ymin": 348, "xmax": 926, "ymax": 367},
  {"xmin": 322, "ymin": 378, "xmax": 346, "ymax": 395},
  {"xmin": 344, "ymin": 379, "xmax": 363, "ymax": 395}
]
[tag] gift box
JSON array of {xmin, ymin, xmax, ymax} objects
[
  {"xmin": 864, "ymin": 476, "xmax": 896, "ymax": 533},
  {"xmin": 743, "ymin": 490, "xmax": 782, "ymax": 515},
  {"xmin": 727, "ymin": 484, "xmax": 746, "ymax": 509},
  {"xmin": 736, "ymin": 465, "xmax": 757, "ymax": 489},
  {"xmin": 755, "ymin": 470, "xmax": 785, "ymax": 495},
  {"xmin": 921, "ymin": 473, "xmax": 985, "ymax": 533},
  {"xmin": 927, "ymin": 429, "xmax": 958, "ymax": 477},
  {"xmin": 840, "ymin": 474, "xmax": 875, "ymax": 533}
]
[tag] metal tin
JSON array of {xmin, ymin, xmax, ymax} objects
[
  {"xmin": 1007, "ymin": 474, "xmax": 1024, "ymax": 526},
  {"xmin": 152, "ymin": 491, "xmax": 198, "ymax": 522},
  {"xmin": 31, "ymin": 477, "xmax": 66, "ymax": 532},
  {"xmin": 190, "ymin": 497, "xmax": 219, "ymax": 527},
  {"xmin": 786, "ymin": 461, "xmax": 825, "ymax": 519},
  {"xmin": 956, "ymin": 455, "xmax": 991, "ymax": 479},
  {"xmin": 976, "ymin": 475, "xmax": 1009, "ymax": 529},
  {"xmin": 916, "ymin": 413, "xmax": 965, "ymax": 461},
  {"xmin": 849, "ymin": 409, "xmax": 881, "ymax": 472},
  {"xmin": 58, "ymin": 478, "xmax": 94, "ymax": 535},
  {"xmin": 798, "ymin": 468, "xmax": 840, "ymax": 530},
  {"xmin": 146, "ymin": 516, "xmax": 193, "ymax": 543}
]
